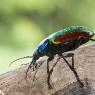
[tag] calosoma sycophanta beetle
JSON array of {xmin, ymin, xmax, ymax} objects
[{"xmin": 11, "ymin": 26, "xmax": 95, "ymax": 89}]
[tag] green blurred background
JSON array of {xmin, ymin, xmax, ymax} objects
[{"xmin": 0, "ymin": 0, "xmax": 95, "ymax": 74}]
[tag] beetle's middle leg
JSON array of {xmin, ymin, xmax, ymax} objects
[
  {"xmin": 47, "ymin": 56, "xmax": 61, "ymax": 89},
  {"xmin": 50, "ymin": 57, "xmax": 61, "ymax": 75}
]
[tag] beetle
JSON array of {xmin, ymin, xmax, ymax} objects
[{"xmin": 11, "ymin": 26, "xmax": 95, "ymax": 89}]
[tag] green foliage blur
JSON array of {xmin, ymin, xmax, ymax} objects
[{"xmin": 0, "ymin": 0, "xmax": 95, "ymax": 74}]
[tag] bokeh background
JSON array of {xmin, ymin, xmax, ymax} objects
[{"xmin": 0, "ymin": 0, "xmax": 95, "ymax": 74}]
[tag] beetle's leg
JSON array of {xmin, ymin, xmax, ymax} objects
[
  {"xmin": 46, "ymin": 56, "xmax": 61, "ymax": 89},
  {"xmin": 25, "ymin": 60, "xmax": 35, "ymax": 80},
  {"xmin": 59, "ymin": 54, "xmax": 84, "ymax": 88},
  {"xmin": 33, "ymin": 62, "xmax": 43, "ymax": 81},
  {"xmin": 32, "ymin": 62, "xmax": 35, "ymax": 71},
  {"xmin": 71, "ymin": 53, "xmax": 74, "ymax": 68},
  {"xmin": 33, "ymin": 62, "xmax": 37, "ymax": 71},
  {"xmin": 25, "ymin": 63, "xmax": 32, "ymax": 81},
  {"xmin": 49, "ymin": 57, "xmax": 61, "ymax": 75},
  {"xmin": 63, "ymin": 53, "xmax": 74, "ymax": 68},
  {"xmin": 47, "ymin": 57, "xmax": 54, "ymax": 89}
]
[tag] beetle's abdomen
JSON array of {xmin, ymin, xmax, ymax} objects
[{"xmin": 54, "ymin": 30, "xmax": 89, "ymax": 44}]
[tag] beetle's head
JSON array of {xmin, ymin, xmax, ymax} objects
[
  {"xmin": 25, "ymin": 50, "xmax": 43, "ymax": 79},
  {"xmin": 28, "ymin": 49, "xmax": 43, "ymax": 69},
  {"xmin": 32, "ymin": 50, "xmax": 41, "ymax": 62}
]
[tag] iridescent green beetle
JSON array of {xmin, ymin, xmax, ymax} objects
[{"xmin": 11, "ymin": 26, "xmax": 95, "ymax": 89}]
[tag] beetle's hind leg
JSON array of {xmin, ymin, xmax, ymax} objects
[
  {"xmin": 59, "ymin": 53, "xmax": 84, "ymax": 88},
  {"xmin": 63, "ymin": 53, "xmax": 74, "ymax": 68}
]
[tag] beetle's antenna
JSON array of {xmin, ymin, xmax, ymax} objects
[{"xmin": 9, "ymin": 56, "xmax": 33, "ymax": 67}]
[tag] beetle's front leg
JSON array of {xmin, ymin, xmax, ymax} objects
[
  {"xmin": 33, "ymin": 62, "xmax": 43, "ymax": 81},
  {"xmin": 32, "ymin": 61, "xmax": 38, "ymax": 71},
  {"xmin": 33, "ymin": 62, "xmax": 38, "ymax": 70}
]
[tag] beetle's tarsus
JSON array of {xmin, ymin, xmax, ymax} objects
[
  {"xmin": 33, "ymin": 70, "xmax": 38, "ymax": 82},
  {"xmin": 79, "ymin": 81, "xmax": 84, "ymax": 88},
  {"xmin": 48, "ymin": 84, "xmax": 53, "ymax": 89}
]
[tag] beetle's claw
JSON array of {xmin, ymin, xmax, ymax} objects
[
  {"xmin": 79, "ymin": 81, "xmax": 84, "ymax": 88},
  {"xmin": 48, "ymin": 84, "xmax": 53, "ymax": 90}
]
